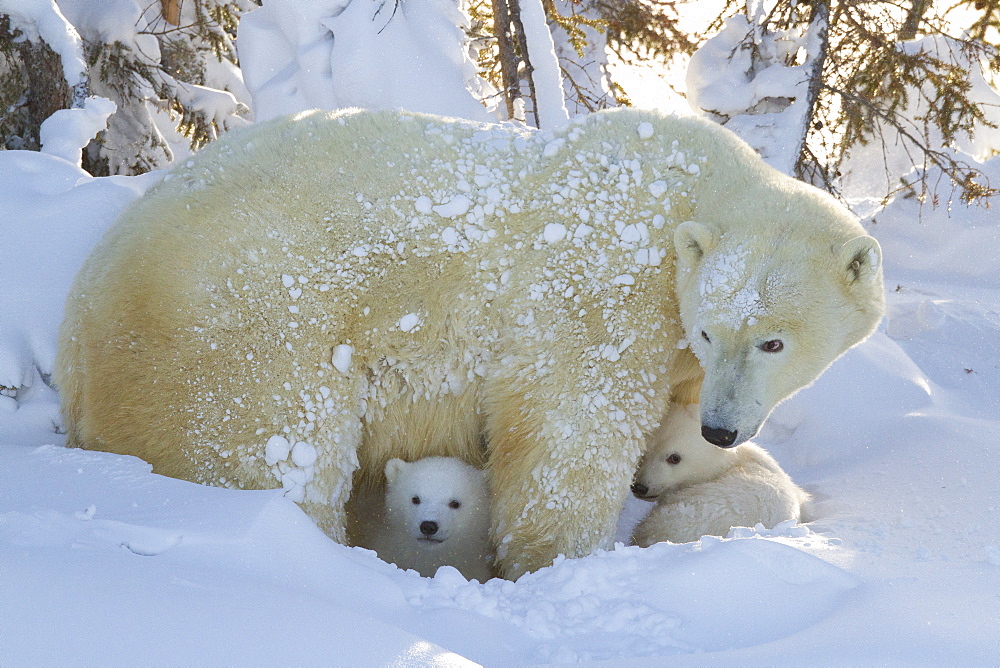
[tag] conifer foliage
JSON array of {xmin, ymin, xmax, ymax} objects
[
  {"xmin": 2, "ymin": 0, "xmax": 998, "ymax": 203},
  {"xmin": 1, "ymin": 0, "xmax": 252, "ymax": 175},
  {"xmin": 693, "ymin": 0, "xmax": 999, "ymax": 203}
]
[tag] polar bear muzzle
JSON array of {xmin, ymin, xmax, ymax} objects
[{"xmin": 701, "ymin": 426, "xmax": 738, "ymax": 447}]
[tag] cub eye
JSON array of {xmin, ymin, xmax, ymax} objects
[
  {"xmin": 448, "ymin": 500, "xmax": 461, "ymax": 509},
  {"xmin": 666, "ymin": 453, "xmax": 682, "ymax": 465},
  {"xmin": 701, "ymin": 331, "xmax": 710, "ymax": 343},
  {"xmin": 411, "ymin": 496, "xmax": 420, "ymax": 505},
  {"xmin": 760, "ymin": 339, "xmax": 784, "ymax": 353}
]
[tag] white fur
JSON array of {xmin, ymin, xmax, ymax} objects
[
  {"xmin": 356, "ymin": 457, "xmax": 494, "ymax": 581},
  {"xmin": 674, "ymin": 222, "xmax": 883, "ymax": 447},
  {"xmin": 632, "ymin": 403, "xmax": 810, "ymax": 546},
  {"xmin": 56, "ymin": 107, "xmax": 882, "ymax": 578}
]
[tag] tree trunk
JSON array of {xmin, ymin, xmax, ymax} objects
[
  {"xmin": 899, "ymin": 0, "xmax": 931, "ymax": 41},
  {"xmin": 490, "ymin": 0, "xmax": 545, "ymax": 127},
  {"xmin": 507, "ymin": 0, "xmax": 540, "ymax": 128},
  {"xmin": 11, "ymin": 28, "xmax": 72, "ymax": 150},
  {"xmin": 491, "ymin": 0, "xmax": 521, "ymax": 121},
  {"xmin": 793, "ymin": 0, "xmax": 830, "ymax": 183},
  {"xmin": 161, "ymin": 0, "xmax": 182, "ymax": 26}
]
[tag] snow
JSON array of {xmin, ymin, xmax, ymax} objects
[
  {"xmin": 0, "ymin": 0, "xmax": 87, "ymax": 88},
  {"xmin": 332, "ymin": 343, "xmax": 354, "ymax": 373},
  {"xmin": 291, "ymin": 441, "xmax": 318, "ymax": 467},
  {"xmin": 3, "ymin": 6, "xmax": 1000, "ymax": 664},
  {"xmin": 264, "ymin": 435, "xmax": 291, "ymax": 466},
  {"xmin": 57, "ymin": 0, "xmax": 144, "ymax": 45},
  {"xmin": 517, "ymin": 0, "xmax": 570, "ymax": 129},
  {"xmin": 0, "ymin": 149, "xmax": 157, "ymax": 396},
  {"xmin": 398, "ymin": 313, "xmax": 423, "ymax": 333},
  {"xmin": 433, "ymin": 194, "xmax": 473, "ymax": 218},
  {"xmin": 542, "ymin": 222, "xmax": 567, "ymax": 243},
  {"xmin": 686, "ymin": 13, "xmax": 824, "ymax": 173},
  {"xmin": 39, "ymin": 96, "xmax": 116, "ymax": 166},
  {"xmin": 237, "ymin": 0, "xmax": 495, "ymax": 123}
]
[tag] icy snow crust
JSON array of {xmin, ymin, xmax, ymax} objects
[{"xmin": 57, "ymin": 106, "xmax": 871, "ymax": 578}]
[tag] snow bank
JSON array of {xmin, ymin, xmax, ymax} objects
[
  {"xmin": 0, "ymin": 441, "xmax": 860, "ymax": 664},
  {"xmin": 237, "ymin": 0, "xmax": 496, "ymax": 122},
  {"xmin": 864, "ymin": 156, "xmax": 1000, "ymax": 288},
  {"xmin": 409, "ymin": 530, "xmax": 857, "ymax": 661},
  {"xmin": 0, "ymin": 444, "xmax": 477, "ymax": 666},
  {"xmin": 39, "ymin": 96, "xmax": 117, "ymax": 166},
  {"xmin": 0, "ymin": 148, "xmax": 155, "ymax": 424}
]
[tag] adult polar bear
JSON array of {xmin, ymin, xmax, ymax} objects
[{"xmin": 56, "ymin": 107, "xmax": 883, "ymax": 578}]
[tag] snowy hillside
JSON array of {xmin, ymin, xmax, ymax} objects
[{"xmin": 2, "ymin": 0, "xmax": 1000, "ymax": 664}]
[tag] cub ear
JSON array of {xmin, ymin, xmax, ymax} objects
[
  {"xmin": 384, "ymin": 458, "xmax": 406, "ymax": 485},
  {"xmin": 838, "ymin": 236, "xmax": 882, "ymax": 286},
  {"xmin": 674, "ymin": 221, "xmax": 717, "ymax": 268}
]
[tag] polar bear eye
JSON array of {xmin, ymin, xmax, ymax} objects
[
  {"xmin": 448, "ymin": 500, "xmax": 461, "ymax": 509},
  {"xmin": 666, "ymin": 453, "xmax": 682, "ymax": 465},
  {"xmin": 760, "ymin": 339, "xmax": 784, "ymax": 353},
  {"xmin": 701, "ymin": 330, "xmax": 710, "ymax": 343},
  {"xmin": 411, "ymin": 496, "xmax": 420, "ymax": 505}
]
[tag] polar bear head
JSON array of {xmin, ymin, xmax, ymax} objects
[
  {"xmin": 383, "ymin": 457, "xmax": 491, "ymax": 545},
  {"xmin": 631, "ymin": 403, "xmax": 736, "ymax": 500},
  {"xmin": 672, "ymin": 208, "xmax": 884, "ymax": 448}
]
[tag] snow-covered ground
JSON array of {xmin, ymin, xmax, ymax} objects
[
  {"xmin": 3, "ymin": 1, "xmax": 1000, "ymax": 663},
  {"xmin": 3, "ymin": 123, "xmax": 998, "ymax": 666}
]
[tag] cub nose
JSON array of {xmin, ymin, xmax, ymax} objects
[
  {"xmin": 419, "ymin": 520, "xmax": 439, "ymax": 536},
  {"xmin": 631, "ymin": 482, "xmax": 649, "ymax": 498},
  {"xmin": 702, "ymin": 426, "xmax": 738, "ymax": 447}
]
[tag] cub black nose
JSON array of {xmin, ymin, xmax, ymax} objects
[
  {"xmin": 702, "ymin": 426, "xmax": 738, "ymax": 447},
  {"xmin": 419, "ymin": 521, "xmax": 438, "ymax": 536},
  {"xmin": 631, "ymin": 482, "xmax": 649, "ymax": 498}
]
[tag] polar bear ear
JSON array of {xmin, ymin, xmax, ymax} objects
[
  {"xmin": 674, "ymin": 221, "xmax": 717, "ymax": 268},
  {"xmin": 838, "ymin": 236, "xmax": 882, "ymax": 286},
  {"xmin": 384, "ymin": 458, "xmax": 406, "ymax": 485}
]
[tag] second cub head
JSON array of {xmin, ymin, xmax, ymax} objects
[{"xmin": 632, "ymin": 403, "xmax": 735, "ymax": 501}]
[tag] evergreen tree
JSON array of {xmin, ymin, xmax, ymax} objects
[
  {"xmin": 5, "ymin": 0, "xmax": 999, "ymax": 205},
  {"xmin": 690, "ymin": 0, "xmax": 1000, "ymax": 204},
  {"xmin": 468, "ymin": 0, "xmax": 697, "ymax": 124},
  {"xmin": 0, "ymin": 7, "xmax": 87, "ymax": 152},
  {"xmin": 1, "ymin": 0, "xmax": 253, "ymax": 176}
]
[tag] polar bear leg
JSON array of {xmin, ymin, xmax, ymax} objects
[
  {"xmin": 282, "ymin": 372, "xmax": 368, "ymax": 544},
  {"xmin": 486, "ymin": 390, "xmax": 640, "ymax": 579}
]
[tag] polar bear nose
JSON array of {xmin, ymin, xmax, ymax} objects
[
  {"xmin": 702, "ymin": 426, "xmax": 738, "ymax": 447},
  {"xmin": 419, "ymin": 521, "xmax": 439, "ymax": 536},
  {"xmin": 631, "ymin": 482, "xmax": 649, "ymax": 498}
]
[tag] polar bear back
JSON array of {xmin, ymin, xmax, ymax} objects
[{"xmin": 56, "ymin": 106, "xmax": 880, "ymax": 578}]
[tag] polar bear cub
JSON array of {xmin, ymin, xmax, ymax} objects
[
  {"xmin": 631, "ymin": 403, "xmax": 810, "ymax": 546},
  {"xmin": 358, "ymin": 457, "xmax": 494, "ymax": 581}
]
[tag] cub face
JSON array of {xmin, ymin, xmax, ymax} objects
[
  {"xmin": 384, "ymin": 457, "xmax": 488, "ymax": 543},
  {"xmin": 632, "ymin": 403, "xmax": 732, "ymax": 500}
]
